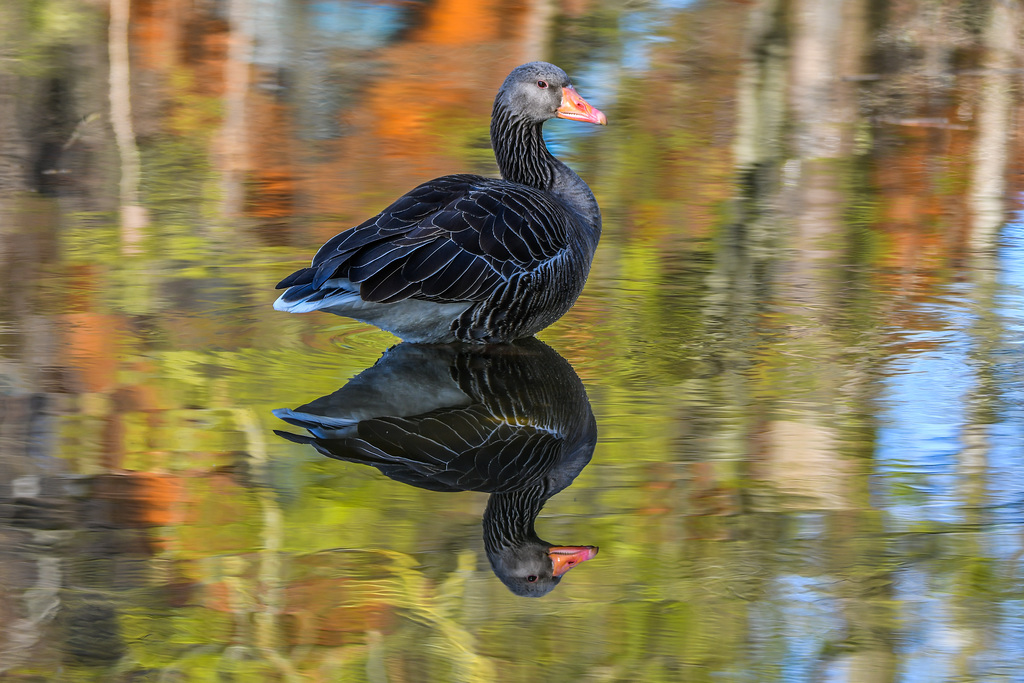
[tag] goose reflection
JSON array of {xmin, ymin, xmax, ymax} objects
[{"xmin": 273, "ymin": 338, "xmax": 598, "ymax": 597}]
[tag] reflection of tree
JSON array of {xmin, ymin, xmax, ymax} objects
[
  {"xmin": 0, "ymin": 77, "xmax": 29, "ymax": 192},
  {"xmin": 716, "ymin": 0, "xmax": 876, "ymax": 510},
  {"xmin": 0, "ymin": 2, "xmax": 32, "ymax": 193},
  {"xmin": 716, "ymin": 0, "xmax": 903, "ymax": 677},
  {"xmin": 220, "ymin": 0, "xmax": 252, "ymax": 218},
  {"xmin": 109, "ymin": 0, "xmax": 148, "ymax": 248},
  {"xmin": 969, "ymin": 0, "xmax": 1021, "ymax": 250},
  {"xmin": 956, "ymin": 4, "xmax": 1022, "ymax": 661}
]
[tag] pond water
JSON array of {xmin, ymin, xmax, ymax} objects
[{"xmin": 2, "ymin": 0, "xmax": 1024, "ymax": 680}]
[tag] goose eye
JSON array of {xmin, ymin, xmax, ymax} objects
[
  {"xmin": 527, "ymin": 575, "xmax": 538, "ymax": 582},
  {"xmin": 537, "ymin": 80, "xmax": 548, "ymax": 89}
]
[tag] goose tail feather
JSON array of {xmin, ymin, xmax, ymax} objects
[{"xmin": 273, "ymin": 278, "xmax": 361, "ymax": 314}]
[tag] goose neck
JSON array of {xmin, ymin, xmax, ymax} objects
[
  {"xmin": 482, "ymin": 486, "xmax": 550, "ymax": 553},
  {"xmin": 490, "ymin": 106, "xmax": 601, "ymax": 238},
  {"xmin": 490, "ymin": 106, "xmax": 557, "ymax": 191}
]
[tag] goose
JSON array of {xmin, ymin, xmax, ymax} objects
[
  {"xmin": 274, "ymin": 62, "xmax": 606, "ymax": 343},
  {"xmin": 273, "ymin": 339, "xmax": 598, "ymax": 596}
]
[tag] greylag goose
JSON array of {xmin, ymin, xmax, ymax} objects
[
  {"xmin": 273, "ymin": 338, "xmax": 598, "ymax": 596},
  {"xmin": 273, "ymin": 62, "xmax": 606, "ymax": 343}
]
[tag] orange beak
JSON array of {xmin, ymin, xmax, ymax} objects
[
  {"xmin": 556, "ymin": 87, "xmax": 607, "ymax": 125},
  {"xmin": 549, "ymin": 545, "xmax": 599, "ymax": 577}
]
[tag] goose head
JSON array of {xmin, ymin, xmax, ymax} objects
[
  {"xmin": 489, "ymin": 542, "xmax": 599, "ymax": 598},
  {"xmin": 494, "ymin": 61, "xmax": 606, "ymax": 126}
]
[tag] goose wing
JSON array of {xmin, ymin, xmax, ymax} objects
[{"xmin": 276, "ymin": 174, "xmax": 576, "ymax": 304}]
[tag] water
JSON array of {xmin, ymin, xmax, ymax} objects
[{"xmin": 2, "ymin": 0, "xmax": 1024, "ymax": 680}]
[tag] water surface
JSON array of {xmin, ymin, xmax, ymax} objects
[{"xmin": 2, "ymin": 0, "xmax": 1024, "ymax": 680}]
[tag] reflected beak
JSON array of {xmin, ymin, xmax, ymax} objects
[
  {"xmin": 549, "ymin": 545, "xmax": 599, "ymax": 577},
  {"xmin": 556, "ymin": 87, "xmax": 607, "ymax": 125}
]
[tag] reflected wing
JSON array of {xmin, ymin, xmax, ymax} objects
[
  {"xmin": 276, "ymin": 174, "xmax": 575, "ymax": 304},
  {"xmin": 276, "ymin": 403, "xmax": 564, "ymax": 493}
]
